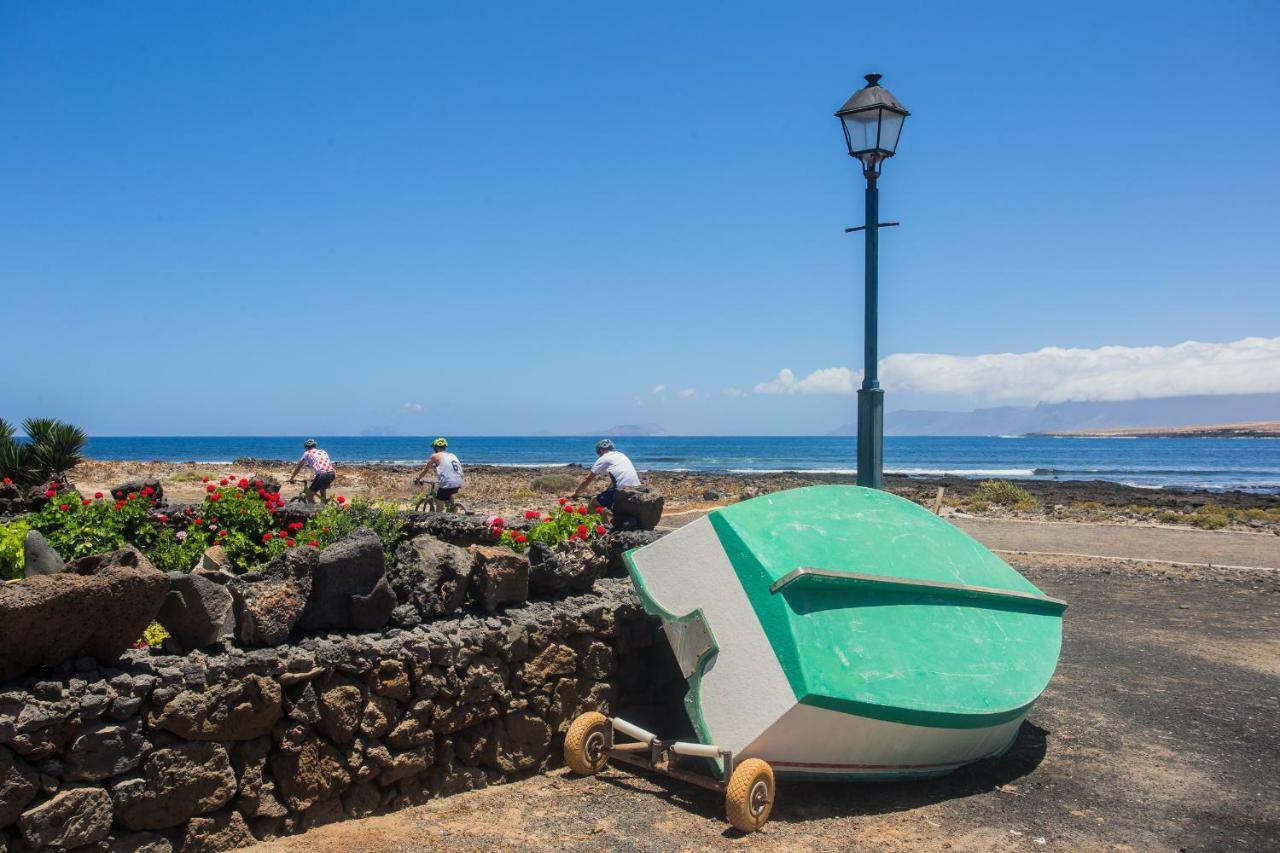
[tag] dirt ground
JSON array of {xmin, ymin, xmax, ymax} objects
[{"xmin": 254, "ymin": 554, "xmax": 1280, "ymax": 852}]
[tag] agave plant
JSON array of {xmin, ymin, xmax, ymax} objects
[
  {"xmin": 23, "ymin": 418, "xmax": 87, "ymax": 481},
  {"xmin": 0, "ymin": 417, "xmax": 88, "ymax": 490}
]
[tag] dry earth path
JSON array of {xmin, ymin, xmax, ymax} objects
[{"xmin": 254, "ymin": 553, "xmax": 1280, "ymax": 852}]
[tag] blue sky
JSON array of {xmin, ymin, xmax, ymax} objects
[{"xmin": 2, "ymin": 1, "xmax": 1278, "ymax": 435}]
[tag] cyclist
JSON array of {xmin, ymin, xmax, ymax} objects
[
  {"xmin": 570, "ymin": 439, "xmax": 641, "ymax": 516},
  {"xmin": 288, "ymin": 438, "xmax": 336, "ymax": 503},
  {"xmin": 413, "ymin": 438, "xmax": 467, "ymax": 513}
]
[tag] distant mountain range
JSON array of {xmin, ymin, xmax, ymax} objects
[
  {"xmin": 828, "ymin": 392, "xmax": 1280, "ymax": 437},
  {"xmin": 589, "ymin": 423, "xmax": 669, "ymax": 437}
]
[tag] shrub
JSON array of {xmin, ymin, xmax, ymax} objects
[
  {"xmin": 169, "ymin": 470, "xmax": 215, "ymax": 483},
  {"xmin": 496, "ymin": 499, "xmax": 607, "ymax": 553},
  {"xmin": 0, "ymin": 417, "xmax": 88, "ymax": 490},
  {"xmin": 262, "ymin": 497, "xmax": 404, "ymax": 563},
  {"xmin": 0, "ymin": 519, "xmax": 31, "ymax": 580},
  {"xmin": 971, "ymin": 479, "xmax": 1038, "ymax": 510},
  {"xmin": 529, "ymin": 473, "xmax": 579, "ymax": 494},
  {"xmin": 29, "ymin": 487, "xmax": 156, "ymax": 561},
  {"xmin": 1191, "ymin": 507, "xmax": 1229, "ymax": 530}
]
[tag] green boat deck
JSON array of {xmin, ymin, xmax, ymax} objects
[{"xmin": 709, "ymin": 486, "xmax": 1065, "ymax": 729}]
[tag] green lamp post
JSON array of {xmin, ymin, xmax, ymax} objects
[{"xmin": 836, "ymin": 72, "xmax": 909, "ymax": 489}]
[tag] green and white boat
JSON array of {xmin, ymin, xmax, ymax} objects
[{"xmin": 623, "ymin": 484, "xmax": 1066, "ymax": 781}]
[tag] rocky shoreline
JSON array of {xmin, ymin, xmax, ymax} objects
[{"xmin": 64, "ymin": 460, "xmax": 1280, "ymax": 535}]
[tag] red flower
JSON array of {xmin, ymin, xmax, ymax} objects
[
  {"xmin": 206, "ymin": 484, "xmax": 216, "ymax": 493},
  {"xmin": 238, "ymin": 478, "xmax": 249, "ymax": 489},
  {"xmin": 308, "ymin": 540, "xmax": 318, "ymax": 547},
  {"xmin": 286, "ymin": 539, "xmax": 296, "ymax": 548},
  {"xmin": 141, "ymin": 486, "xmax": 153, "ymax": 496},
  {"xmin": 219, "ymin": 478, "xmax": 229, "ymax": 486},
  {"xmin": 558, "ymin": 497, "xmax": 568, "ymax": 505},
  {"xmin": 254, "ymin": 480, "xmax": 263, "ymax": 488},
  {"xmin": 218, "ymin": 529, "xmax": 228, "ymax": 538},
  {"xmin": 127, "ymin": 493, "xmax": 137, "ymax": 501},
  {"xmin": 43, "ymin": 489, "xmax": 56, "ymax": 498},
  {"xmin": 59, "ymin": 504, "xmax": 70, "ymax": 511},
  {"xmin": 577, "ymin": 506, "xmax": 588, "ymax": 515},
  {"xmin": 115, "ymin": 501, "xmax": 125, "ymax": 510},
  {"xmin": 262, "ymin": 533, "xmax": 273, "ymax": 543},
  {"xmin": 576, "ymin": 524, "xmax": 588, "ymax": 536},
  {"xmin": 595, "ymin": 525, "xmax": 606, "ymax": 535},
  {"xmin": 82, "ymin": 498, "xmax": 91, "ymax": 506},
  {"xmin": 1, "ymin": 477, "xmax": 9, "ymax": 484},
  {"xmin": 209, "ymin": 493, "xmax": 221, "ymax": 502},
  {"xmin": 157, "ymin": 514, "xmax": 168, "ymax": 522},
  {"xmin": 201, "ymin": 477, "xmax": 209, "ymax": 483},
  {"xmin": 336, "ymin": 496, "xmax": 346, "ymax": 504},
  {"xmin": 490, "ymin": 527, "xmax": 502, "ymax": 538},
  {"xmin": 514, "ymin": 533, "xmax": 527, "ymax": 543},
  {"xmin": 93, "ymin": 491, "xmax": 103, "ymax": 499},
  {"xmin": 268, "ymin": 507, "xmax": 277, "ymax": 514},
  {"xmin": 50, "ymin": 481, "xmax": 58, "ymax": 488},
  {"xmin": 194, "ymin": 518, "xmax": 203, "ymax": 525},
  {"xmin": 524, "ymin": 510, "xmax": 539, "ymax": 519},
  {"xmin": 492, "ymin": 517, "xmax": 505, "ymax": 527},
  {"xmin": 562, "ymin": 506, "xmax": 573, "ymax": 514}
]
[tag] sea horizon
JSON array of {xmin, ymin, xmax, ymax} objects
[{"xmin": 76, "ymin": 435, "xmax": 1280, "ymax": 493}]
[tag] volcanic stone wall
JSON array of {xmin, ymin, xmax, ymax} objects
[{"xmin": 0, "ymin": 578, "xmax": 678, "ymax": 852}]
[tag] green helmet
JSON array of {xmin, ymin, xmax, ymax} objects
[{"xmin": 432, "ymin": 437, "xmax": 448, "ymax": 449}]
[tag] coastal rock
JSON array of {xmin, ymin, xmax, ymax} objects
[
  {"xmin": 610, "ymin": 487, "xmax": 664, "ymax": 531},
  {"xmin": 0, "ymin": 546, "xmax": 168, "ymax": 681},
  {"xmin": 17, "ymin": 786, "xmax": 114, "ymax": 848},
  {"xmin": 0, "ymin": 746, "xmax": 40, "ymax": 827},
  {"xmin": 111, "ymin": 742, "xmax": 237, "ymax": 830},
  {"xmin": 157, "ymin": 572, "xmax": 235, "ymax": 649},
  {"xmin": 227, "ymin": 547, "xmax": 317, "ymax": 647},
  {"xmin": 470, "ymin": 546, "xmax": 529, "ymax": 611},
  {"xmin": 298, "ymin": 528, "xmax": 395, "ymax": 633},
  {"xmin": 110, "ymin": 479, "xmax": 163, "ymax": 503},
  {"xmin": 389, "ymin": 535, "xmax": 473, "ymax": 619},
  {"xmin": 527, "ymin": 540, "xmax": 605, "ymax": 593},
  {"xmin": 600, "ymin": 530, "xmax": 663, "ymax": 577},
  {"xmin": 21, "ymin": 531, "xmax": 64, "ymax": 576},
  {"xmin": 402, "ymin": 513, "xmax": 495, "ymax": 548},
  {"xmin": 150, "ymin": 675, "xmax": 283, "ymax": 741}
]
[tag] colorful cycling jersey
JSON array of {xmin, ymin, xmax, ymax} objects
[{"xmin": 299, "ymin": 448, "xmax": 335, "ymax": 474}]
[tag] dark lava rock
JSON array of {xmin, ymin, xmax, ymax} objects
[
  {"xmin": 389, "ymin": 534, "xmax": 474, "ymax": 619},
  {"xmin": 157, "ymin": 572, "xmax": 235, "ymax": 649},
  {"xmin": 275, "ymin": 502, "xmax": 325, "ymax": 529},
  {"xmin": 611, "ymin": 487, "xmax": 665, "ymax": 531},
  {"xmin": 18, "ymin": 786, "xmax": 114, "ymax": 848},
  {"xmin": 0, "ymin": 745, "xmax": 40, "ymax": 827},
  {"xmin": 527, "ymin": 540, "xmax": 606, "ymax": 593},
  {"xmin": 599, "ymin": 530, "xmax": 663, "ymax": 577},
  {"xmin": 110, "ymin": 742, "xmax": 236, "ymax": 831},
  {"xmin": 21, "ymin": 530, "xmax": 64, "ymax": 576},
  {"xmin": 227, "ymin": 547, "xmax": 317, "ymax": 647},
  {"xmin": 470, "ymin": 546, "xmax": 530, "ymax": 611},
  {"xmin": 297, "ymin": 527, "xmax": 396, "ymax": 633},
  {"xmin": 149, "ymin": 675, "xmax": 283, "ymax": 741},
  {"xmin": 403, "ymin": 512, "xmax": 497, "ymax": 547},
  {"xmin": 0, "ymin": 547, "xmax": 168, "ymax": 681}
]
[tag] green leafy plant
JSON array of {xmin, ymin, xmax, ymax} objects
[
  {"xmin": 261, "ymin": 496, "xmax": 402, "ymax": 563},
  {"xmin": 496, "ymin": 499, "xmax": 607, "ymax": 553},
  {"xmin": 28, "ymin": 487, "xmax": 157, "ymax": 561},
  {"xmin": 0, "ymin": 519, "xmax": 32, "ymax": 581}
]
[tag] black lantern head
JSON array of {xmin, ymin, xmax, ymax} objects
[{"xmin": 835, "ymin": 73, "xmax": 910, "ymax": 175}]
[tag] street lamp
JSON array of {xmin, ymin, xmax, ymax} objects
[{"xmin": 836, "ymin": 72, "xmax": 909, "ymax": 489}]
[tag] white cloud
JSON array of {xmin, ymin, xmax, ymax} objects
[
  {"xmin": 679, "ymin": 388, "xmax": 696, "ymax": 398},
  {"xmin": 402, "ymin": 402, "xmax": 423, "ymax": 412},
  {"xmin": 722, "ymin": 387, "xmax": 745, "ymax": 398},
  {"xmin": 753, "ymin": 337, "xmax": 1280, "ymax": 403},
  {"xmin": 651, "ymin": 384, "xmax": 666, "ymax": 395},
  {"xmin": 754, "ymin": 367, "xmax": 859, "ymax": 396}
]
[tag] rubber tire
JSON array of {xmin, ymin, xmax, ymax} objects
[
  {"xmin": 563, "ymin": 712, "xmax": 610, "ymax": 776},
  {"xmin": 725, "ymin": 758, "xmax": 775, "ymax": 833}
]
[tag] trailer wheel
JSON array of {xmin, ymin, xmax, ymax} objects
[
  {"xmin": 564, "ymin": 712, "xmax": 610, "ymax": 775},
  {"xmin": 725, "ymin": 758, "xmax": 774, "ymax": 832}
]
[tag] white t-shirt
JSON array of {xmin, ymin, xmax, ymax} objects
[
  {"xmin": 591, "ymin": 450, "xmax": 640, "ymax": 489},
  {"xmin": 434, "ymin": 452, "xmax": 463, "ymax": 488}
]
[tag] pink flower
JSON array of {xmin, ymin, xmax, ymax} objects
[{"xmin": 176, "ymin": 530, "xmax": 188, "ymax": 541}]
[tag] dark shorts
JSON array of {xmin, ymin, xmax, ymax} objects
[
  {"xmin": 435, "ymin": 486, "xmax": 460, "ymax": 501},
  {"xmin": 594, "ymin": 486, "xmax": 617, "ymax": 509},
  {"xmin": 310, "ymin": 471, "xmax": 336, "ymax": 491}
]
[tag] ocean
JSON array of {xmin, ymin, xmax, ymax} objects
[{"xmin": 82, "ymin": 435, "xmax": 1280, "ymax": 493}]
